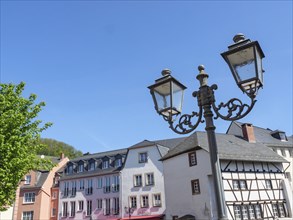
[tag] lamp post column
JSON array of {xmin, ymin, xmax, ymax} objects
[{"xmin": 196, "ymin": 65, "xmax": 227, "ymax": 220}]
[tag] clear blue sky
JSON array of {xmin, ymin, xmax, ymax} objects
[{"xmin": 1, "ymin": 0, "xmax": 292, "ymax": 153}]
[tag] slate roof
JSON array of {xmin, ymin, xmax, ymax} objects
[
  {"xmin": 21, "ymin": 171, "xmax": 49, "ymax": 189},
  {"xmin": 161, "ymin": 131, "xmax": 287, "ymax": 163},
  {"xmin": 70, "ymin": 148, "xmax": 128, "ymax": 162},
  {"xmin": 129, "ymin": 137, "xmax": 186, "ymax": 157},
  {"xmin": 60, "ymin": 148, "xmax": 128, "ymax": 180},
  {"xmin": 228, "ymin": 121, "xmax": 293, "ymax": 148}
]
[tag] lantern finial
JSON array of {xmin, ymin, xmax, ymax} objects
[
  {"xmin": 233, "ymin": 33, "xmax": 246, "ymax": 43},
  {"xmin": 161, "ymin": 69, "xmax": 171, "ymax": 76}
]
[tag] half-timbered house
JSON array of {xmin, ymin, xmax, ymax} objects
[{"xmin": 161, "ymin": 130, "xmax": 292, "ymax": 220}]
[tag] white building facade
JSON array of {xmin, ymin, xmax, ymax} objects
[{"xmin": 120, "ymin": 141, "xmax": 167, "ymax": 220}]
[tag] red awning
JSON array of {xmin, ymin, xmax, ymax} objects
[{"xmin": 121, "ymin": 214, "xmax": 164, "ymax": 220}]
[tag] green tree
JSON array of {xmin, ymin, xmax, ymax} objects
[
  {"xmin": 38, "ymin": 138, "xmax": 83, "ymax": 159},
  {"xmin": 0, "ymin": 82, "xmax": 53, "ymax": 211}
]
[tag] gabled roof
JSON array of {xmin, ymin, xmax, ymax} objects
[
  {"xmin": 228, "ymin": 121, "xmax": 293, "ymax": 148},
  {"xmin": 161, "ymin": 131, "xmax": 287, "ymax": 163}
]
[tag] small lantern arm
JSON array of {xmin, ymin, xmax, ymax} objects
[
  {"xmin": 221, "ymin": 33, "xmax": 265, "ymax": 98},
  {"xmin": 148, "ymin": 69, "xmax": 187, "ymax": 120}
]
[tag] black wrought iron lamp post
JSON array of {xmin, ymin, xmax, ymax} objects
[{"xmin": 148, "ymin": 34, "xmax": 265, "ymax": 220}]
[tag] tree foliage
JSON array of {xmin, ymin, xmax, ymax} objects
[
  {"xmin": 37, "ymin": 138, "xmax": 83, "ymax": 159},
  {"xmin": 0, "ymin": 82, "xmax": 53, "ymax": 211}
]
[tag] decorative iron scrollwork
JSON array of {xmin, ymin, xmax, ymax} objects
[
  {"xmin": 212, "ymin": 97, "xmax": 256, "ymax": 121},
  {"xmin": 167, "ymin": 107, "xmax": 204, "ymax": 134}
]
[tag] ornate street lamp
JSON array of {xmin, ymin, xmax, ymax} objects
[{"xmin": 148, "ymin": 34, "xmax": 265, "ymax": 220}]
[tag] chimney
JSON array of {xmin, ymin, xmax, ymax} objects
[
  {"xmin": 60, "ymin": 152, "xmax": 64, "ymax": 160},
  {"xmin": 241, "ymin": 123, "xmax": 256, "ymax": 143}
]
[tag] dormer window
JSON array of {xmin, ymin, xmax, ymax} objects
[
  {"xmin": 115, "ymin": 159, "xmax": 122, "ymax": 168},
  {"xmin": 102, "ymin": 160, "xmax": 109, "ymax": 169},
  {"xmin": 24, "ymin": 175, "xmax": 31, "ymax": 185},
  {"xmin": 271, "ymin": 130, "xmax": 288, "ymax": 142},
  {"xmin": 68, "ymin": 165, "xmax": 73, "ymax": 174},
  {"xmin": 88, "ymin": 161, "xmax": 95, "ymax": 171},
  {"xmin": 78, "ymin": 164, "xmax": 84, "ymax": 173}
]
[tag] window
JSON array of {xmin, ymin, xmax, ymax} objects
[
  {"xmin": 234, "ymin": 206, "xmax": 241, "ymax": 220},
  {"xmin": 241, "ymin": 206, "xmax": 249, "ymax": 220},
  {"xmin": 254, "ymin": 204, "xmax": 262, "ymax": 219},
  {"xmin": 278, "ymin": 203, "xmax": 286, "ymax": 217},
  {"xmin": 145, "ymin": 173, "xmax": 154, "ymax": 186},
  {"xmin": 70, "ymin": 201, "xmax": 75, "ymax": 217},
  {"xmin": 134, "ymin": 175, "xmax": 142, "ymax": 187},
  {"xmin": 51, "ymin": 208, "xmax": 56, "ymax": 217},
  {"xmin": 141, "ymin": 195, "xmax": 149, "ymax": 208},
  {"xmin": 71, "ymin": 181, "xmax": 77, "ymax": 196},
  {"xmin": 52, "ymin": 191, "xmax": 57, "ymax": 199},
  {"xmin": 105, "ymin": 198, "xmax": 111, "ymax": 215},
  {"xmin": 272, "ymin": 204, "xmax": 278, "ymax": 217},
  {"xmin": 188, "ymin": 151, "xmax": 197, "ymax": 166},
  {"xmin": 130, "ymin": 196, "xmax": 137, "ymax": 208},
  {"xmin": 191, "ymin": 179, "xmax": 200, "ymax": 194},
  {"xmin": 22, "ymin": 211, "xmax": 33, "ymax": 220},
  {"xmin": 272, "ymin": 203, "xmax": 286, "ymax": 218},
  {"xmin": 239, "ymin": 180, "xmax": 247, "ymax": 190},
  {"xmin": 62, "ymin": 202, "xmax": 68, "ymax": 217},
  {"xmin": 97, "ymin": 177, "xmax": 103, "ymax": 188},
  {"xmin": 233, "ymin": 180, "xmax": 247, "ymax": 190},
  {"xmin": 265, "ymin": 180, "xmax": 272, "ymax": 189},
  {"xmin": 104, "ymin": 176, "xmax": 111, "ymax": 193},
  {"xmin": 86, "ymin": 200, "xmax": 92, "ymax": 216},
  {"xmin": 63, "ymin": 182, "xmax": 69, "ymax": 197},
  {"xmin": 24, "ymin": 175, "xmax": 31, "ymax": 185},
  {"xmin": 86, "ymin": 179, "xmax": 93, "ymax": 195},
  {"xmin": 153, "ymin": 194, "xmax": 161, "ymax": 207},
  {"xmin": 97, "ymin": 199, "xmax": 102, "ymax": 209},
  {"xmin": 115, "ymin": 158, "xmax": 122, "ymax": 167},
  {"xmin": 102, "ymin": 160, "xmax": 109, "ymax": 169},
  {"xmin": 67, "ymin": 165, "xmax": 73, "ymax": 174},
  {"xmin": 79, "ymin": 179, "xmax": 84, "ymax": 190},
  {"xmin": 113, "ymin": 197, "xmax": 119, "ymax": 214},
  {"xmin": 233, "ymin": 180, "xmax": 239, "ymax": 190},
  {"xmin": 78, "ymin": 164, "xmax": 84, "ymax": 172},
  {"xmin": 234, "ymin": 204, "xmax": 262, "ymax": 220},
  {"xmin": 78, "ymin": 200, "xmax": 84, "ymax": 211},
  {"xmin": 113, "ymin": 176, "xmax": 120, "ymax": 192},
  {"xmin": 23, "ymin": 192, "xmax": 35, "ymax": 203},
  {"xmin": 248, "ymin": 205, "xmax": 255, "ymax": 219},
  {"xmin": 139, "ymin": 152, "xmax": 148, "ymax": 163},
  {"xmin": 89, "ymin": 161, "xmax": 95, "ymax": 171}
]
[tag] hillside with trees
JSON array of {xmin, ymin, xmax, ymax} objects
[{"xmin": 38, "ymin": 138, "xmax": 83, "ymax": 159}]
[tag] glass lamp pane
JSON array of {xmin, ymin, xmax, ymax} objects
[
  {"xmin": 172, "ymin": 82, "xmax": 184, "ymax": 114},
  {"xmin": 255, "ymin": 47, "xmax": 264, "ymax": 84},
  {"xmin": 154, "ymin": 90, "xmax": 171, "ymax": 112},
  {"xmin": 226, "ymin": 46, "xmax": 256, "ymax": 83}
]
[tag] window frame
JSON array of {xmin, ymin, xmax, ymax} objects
[
  {"xmin": 23, "ymin": 192, "xmax": 36, "ymax": 204},
  {"xmin": 134, "ymin": 174, "xmax": 142, "ymax": 187},
  {"xmin": 141, "ymin": 195, "xmax": 149, "ymax": 208},
  {"xmin": 191, "ymin": 179, "xmax": 200, "ymax": 195},
  {"xmin": 188, "ymin": 151, "xmax": 197, "ymax": 166},
  {"xmin": 22, "ymin": 211, "xmax": 34, "ymax": 220},
  {"xmin": 153, "ymin": 193, "xmax": 161, "ymax": 207},
  {"xmin": 145, "ymin": 173, "xmax": 154, "ymax": 186},
  {"xmin": 138, "ymin": 152, "xmax": 148, "ymax": 163},
  {"xmin": 130, "ymin": 196, "xmax": 137, "ymax": 208}
]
